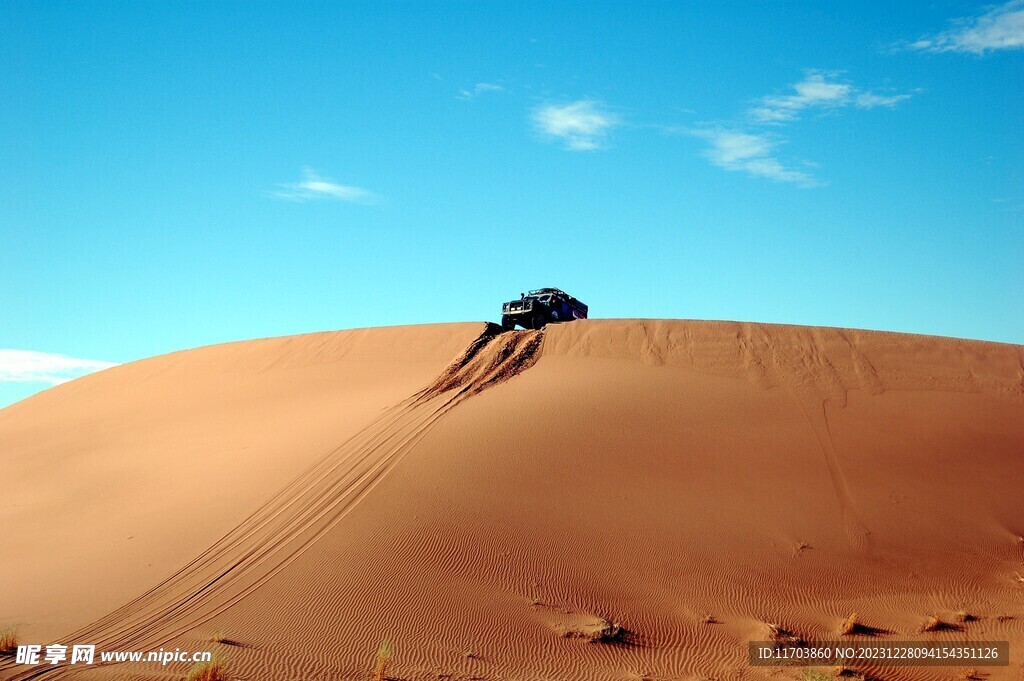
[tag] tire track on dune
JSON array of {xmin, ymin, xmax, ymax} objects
[
  {"xmin": 741, "ymin": 323, "xmax": 871, "ymax": 550},
  {"xmin": 2, "ymin": 324, "xmax": 544, "ymax": 681}
]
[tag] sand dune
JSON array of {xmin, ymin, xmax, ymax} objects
[{"xmin": 2, "ymin": 319, "xmax": 1023, "ymax": 681}]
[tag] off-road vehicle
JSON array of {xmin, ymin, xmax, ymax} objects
[{"xmin": 501, "ymin": 288, "xmax": 588, "ymax": 330}]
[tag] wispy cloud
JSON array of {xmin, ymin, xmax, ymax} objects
[
  {"xmin": 854, "ymin": 92, "xmax": 914, "ymax": 108},
  {"xmin": 688, "ymin": 70, "xmax": 911, "ymax": 187},
  {"xmin": 0, "ymin": 350, "xmax": 118, "ymax": 386},
  {"xmin": 457, "ymin": 82, "xmax": 507, "ymax": 100},
  {"xmin": 749, "ymin": 72, "xmax": 852, "ymax": 123},
  {"xmin": 910, "ymin": 0, "xmax": 1024, "ymax": 54},
  {"xmin": 532, "ymin": 100, "xmax": 619, "ymax": 151},
  {"xmin": 272, "ymin": 167, "xmax": 378, "ymax": 203},
  {"xmin": 749, "ymin": 71, "xmax": 912, "ymax": 123},
  {"xmin": 692, "ymin": 129, "xmax": 818, "ymax": 187}
]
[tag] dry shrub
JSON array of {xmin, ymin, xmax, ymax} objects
[
  {"xmin": 834, "ymin": 666, "xmax": 865, "ymax": 679},
  {"xmin": 839, "ymin": 612, "xmax": 859, "ymax": 636},
  {"xmin": 588, "ymin": 620, "xmax": 628, "ymax": 644},
  {"xmin": 374, "ymin": 639, "xmax": 392, "ymax": 681},
  {"xmin": 186, "ymin": 656, "xmax": 226, "ymax": 681},
  {"xmin": 0, "ymin": 626, "xmax": 17, "ymax": 655},
  {"xmin": 919, "ymin": 614, "xmax": 960, "ymax": 633},
  {"xmin": 837, "ymin": 612, "xmax": 887, "ymax": 636},
  {"xmin": 798, "ymin": 670, "xmax": 831, "ymax": 681},
  {"xmin": 765, "ymin": 622, "xmax": 806, "ymax": 647},
  {"xmin": 208, "ymin": 631, "xmax": 241, "ymax": 646},
  {"xmin": 559, "ymin": 617, "xmax": 630, "ymax": 644}
]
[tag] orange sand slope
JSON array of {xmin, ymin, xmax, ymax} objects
[{"xmin": 2, "ymin": 319, "xmax": 1023, "ymax": 681}]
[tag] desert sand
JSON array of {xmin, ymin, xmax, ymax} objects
[{"xmin": 2, "ymin": 319, "xmax": 1023, "ymax": 681}]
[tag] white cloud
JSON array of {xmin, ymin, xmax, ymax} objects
[
  {"xmin": 686, "ymin": 70, "xmax": 911, "ymax": 187},
  {"xmin": 911, "ymin": 0, "xmax": 1024, "ymax": 54},
  {"xmin": 750, "ymin": 72, "xmax": 852, "ymax": 123},
  {"xmin": 532, "ymin": 100, "xmax": 619, "ymax": 151},
  {"xmin": 457, "ymin": 82, "xmax": 507, "ymax": 100},
  {"xmin": 750, "ymin": 71, "xmax": 911, "ymax": 123},
  {"xmin": 272, "ymin": 168, "xmax": 378, "ymax": 203},
  {"xmin": 692, "ymin": 129, "xmax": 818, "ymax": 187},
  {"xmin": 855, "ymin": 92, "xmax": 913, "ymax": 109},
  {"xmin": 0, "ymin": 350, "xmax": 118, "ymax": 386}
]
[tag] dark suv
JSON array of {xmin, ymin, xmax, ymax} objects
[{"xmin": 501, "ymin": 288, "xmax": 588, "ymax": 330}]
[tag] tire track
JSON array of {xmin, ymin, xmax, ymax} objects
[{"xmin": 1, "ymin": 324, "xmax": 544, "ymax": 681}]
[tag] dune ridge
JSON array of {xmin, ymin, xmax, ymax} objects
[{"xmin": 2, "ymin": 319, "xmax": 1022, "ymax": 681}]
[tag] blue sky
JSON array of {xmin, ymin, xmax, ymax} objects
[{"xmin": 1, "ymin": 1, "xmax": 1022, "ymax": 408}]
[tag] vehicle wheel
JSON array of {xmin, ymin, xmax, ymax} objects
[
  {"xmin": 501, "ymin": 315, "xmax": 515, "ymax": 331},
  {"xmin": 550, "ymin": 310, "xmax": 559, "ymax": 321},
  {"xmin": 531, "ymin": 315, "xmax": 545, "ymax": 329}
]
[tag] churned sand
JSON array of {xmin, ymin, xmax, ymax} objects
[{"xmin": 2, "ymin": 319, "xmax": 1023, "ymax": 681}]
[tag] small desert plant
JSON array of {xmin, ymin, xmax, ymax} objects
[
  {"xmin": 589, "ymin": 619, "xmax": 628, "ymax": 644},
  {"xmin": 919, "ymin": 614, "xmax": 960, "ymax": 633},
  {"xmin": 207, "ymin": 630, "xmax": 245, "ymax": 648},
  {"xmin": 839, "ymin": 612, "xmax": 859, "ymax": 636},
  {"xmin": 186, "ymin": 655, "xmax": 226, "ymax": 681},
  {"xmin": 799, "ymin": 670, "xmax": 831, "ymax": 681},
  {"xmin": 373, "ymin": 639, "xmax": 392, "ymax": 681},
  {"xmin": 765, "ymin": 622, "xmax": 806, "ymax": 647},
  {"xmin": 959, "ymin": 669, "xmax": 982, "ymax": 680},
  {"xmin": 701, "ymin": 614, "xmax": 718, "ymax": 624},
  {"xmin": 0, "ymin": 626, "xmax": 18, "ymax": 655},
  {"xmin": 833, "ymin": 664, "xmax": 858, "ymax": 678},
  {"xmin": 558, "ymin": 617, "xmax": 630, "ymax": 644},
  {"xmin": 956, "ymin": 610, "xmax": 978, "ymax": 623}
]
